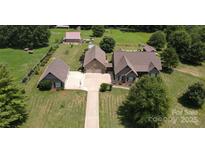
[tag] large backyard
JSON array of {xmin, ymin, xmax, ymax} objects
[{"xmin": 0, "ymin": 28, "xmax": 205, "ymax": 128}]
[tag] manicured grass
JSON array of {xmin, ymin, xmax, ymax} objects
[
  {"xmin": 53, "ymin": 44, "xmax": 86, "ymax": 71},
  {"xmin": 99, "ymin": 71, "xmax": 205, "ymax": 128},
  {"xmin": 0, "ymin": 47, "xmax": 49, "ymax": 83},
  {"xmin": 22, "ymin": 75, "xmax": 86, "ymax": 128},
  {"xmin": 99, "ymin": 88, "xmax": 128, "ymax": 128},
  {"xmin": 161, "ymin": 71, "xmax": 205, "ymax": 128}
]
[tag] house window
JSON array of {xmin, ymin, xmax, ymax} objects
[{"xmin": 55, "ymin": 81, "xmax": 61, "ymax": 88}]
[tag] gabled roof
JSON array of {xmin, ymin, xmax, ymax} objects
[
  {"xmin": 83, "ymin": 46, "xmax": 107, "ymax": 67},
  {"xmin": 39, "ymin": 59, "xmax": 69, "ymax": 83},
  {"xmin": 143, "ymin": 44, "xmax": 156, "ymax": 52},
  {"xmin": 113, "ymin": 51, "xmax": 162, "ymax": 75},
  {"xmin": 65, "ymin": 32, "xmax": 81, "ymax": 40}
]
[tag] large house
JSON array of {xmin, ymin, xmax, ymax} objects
[
  {"xmin": 83, "ymin": 46, "xmax": 162, "ymax": 83},
  {"xmin": 63, "ymin": 32, "xmax": 82, "ymax": 44},
  {"xmin": 113, "ymin": 51, "xmax": 162, "ymax": 83},
  {"xmin": 38, "ymin": 59, "xmax": 69, "ymax": 89},
  {"xmin": 83, "ymin": 46, "xmax": 112, "ymax": 73}
]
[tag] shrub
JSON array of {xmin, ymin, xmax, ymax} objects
[
  {"xmin": 100, "ymin": 36, "xmax": 116, "ymax": 53},
  {"xmin": 100, "ymin": 83, "xmax": 112, "ymax": 92},
  {"xmin": 180, "ymin": 82, "xmax": 205, "ymax": 108},
  {"xmin": 38, "ymin": 80, "xmax": 52, "ymax": 91}
]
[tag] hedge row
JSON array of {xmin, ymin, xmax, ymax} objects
[{"xmin": 21, "ymin": 44, "xmax": 59, "ymax": 83}]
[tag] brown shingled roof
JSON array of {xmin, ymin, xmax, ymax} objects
[
  {"xmin": 113, "ymin": 51, "xmax": 162, "ymax": 75},
  {"xmin": 83, "ymin": 46, "xmax": 107, "ymax": 67},
  {"xmin": 143, "ymin": 44, "xmax": 156, "ymax": 52},
  {"xmin": 39, "ymin": 59, "xmax": 69, "ymax": 83}
]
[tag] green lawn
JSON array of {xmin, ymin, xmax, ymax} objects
[
  {"xmin": 161, "ymin": 71, "xmax": 205, "ymax": 128},
  {"xmin": 99, "ymin": 71, "xmax": 205, "ymax": 128},
  {"xmin": 52, "ymin": 44, "xmax": 86, "ymax": 71},
  {"xmin": 50, "ymin": 28, "xmax": 151, "ymax": 50},
  {"xmin": 0, "ymin": 47, "xmax": 49, "ymax": 83},
  {"xmin": 0, "ymin": 28, "xmax": 67, "ymax": 83},
  {"xmin": 22, "ymin": 75, "xmax": 86, "ymax": 128},
  {"xmin": 99, "ymin": 88, "xmax": 128, "ymax": 128}
]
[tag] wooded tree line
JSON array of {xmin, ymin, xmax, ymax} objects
[{"xmin": 0, "ymin": 25, "xmax": 50, "ymax": 49}]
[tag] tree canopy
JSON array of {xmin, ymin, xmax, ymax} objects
[
  {"xmin": 185, "ymin": 42, "xmax": 205, "ymax": 65},
  {"xmin": 161, "ymin": 47, "xmax": 179, "ymax": 72},
  {"xmin": 92, "ymin": 25, "xmax": 105, "ymax": 37},
  {"xmin": 0, "ymin": 65, "xmax": 27, "ymax": 128},
  {"xmin": 100, "ymin": 36, "xmax": 116, "ymax": 53},
  {"xmin": 0, "ymin": 25, "xmax": 50, "ymax": 49},
  {"xmin": 147, "ymin": 31, "xmax": 166, "ymax": 50},
  {"xmin": 168, "ymin": 30, "xmax": 191, "ymax": 62},
  {"xmin": 117, "ymin": 75, "xmax": 169, "ymax": 128}
]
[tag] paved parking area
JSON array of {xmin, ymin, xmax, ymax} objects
[
  {"xmin": 65, "ymin": 71, "xmax": 86, "ymax": 91},
  {"xmin": 84, "ymin": 73, "xmax": 111, "ymax": 91}
]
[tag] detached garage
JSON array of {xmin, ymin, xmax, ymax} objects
[{"xmin": 63, "ymin": 32, "xmax": 82, "ymax": 44}]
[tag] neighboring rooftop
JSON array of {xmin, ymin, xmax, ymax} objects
[
  {"xmin": 65, "ymin": 32, "xmax": 81, "ymax": 40},
  {"xmin": 113, "ymin": 51, "xmax": 162, "ymax": 75},
  {"xmin": 83, "ymin": 46, "xmax": 107, "ymax": 67},
  {"xmin": 143, "ymin": 44, "xmax": 156, "ymax": 52},
  {"xmin": 39, "ymin": 59, "xmax": 69, "ymax": 83}
]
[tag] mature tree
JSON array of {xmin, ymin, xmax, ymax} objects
[
  {"xmin": 117, "ymin": 75, "xmax": 169, "ymax": 128},
  {"xmin": 168, "ymin": 30, "xmax": 191, "ymax": 62},
  {"xmin": 0, "ymin": 65, "xmax": 27, "ymax": 128},
  {"xmin": 180, "ymin": 82, "xmax": 205, "ymax": 108},
  {"xmin": 161, "ymin": 47, "xmax": 179, "ymax": 72},
  {"xmin": 0, "ymin": 25, "xmax": 50, "ymax": 49},
  {"xmin": 100, "ymin": 36, "xmax": 116, "ymax": 53},
  {"xmin": 185, "ymin": 42, "xmax": 205, "ymax": 65},
  {"xmin": 92, "ymin": 25, "xmax": 105, "ymax": 37},
  {"xmin": 147, "ymin": 31, "xmax": 166, "ymax": 50},
  {"xmin": 165, "ymin": 25, "xmax": 185, "ymax": 41},
  {"xmin": 199, "ymin": 27, "xmax": 205, "ymax": 42}
]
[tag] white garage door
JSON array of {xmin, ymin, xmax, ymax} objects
[{"xmin": 86, "ymin": 69, "xmax": 102, "ymax": 73}]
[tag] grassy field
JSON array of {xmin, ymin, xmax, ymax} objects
[
  {"xmin": 22, "ymin": 75, "xmax": 86, "ymax": 128},
  {"xmin": 176, "ymin": 62, "xmax": 205, "ymax": 81},
  {"xmin": 161, "ymin": 71, "xmax": 205, "ymax": 128},
  {"xmin": 99, "ymin": 71, "xmax": 205, "ymax": 128},
  {"xmin": 50, "ymin": 28, "xmax": 151, "ymax": 50},
  {"xmin": 0, "ymin": 28, "xmax": 66, "ymax": 83},
  {"xmin": 99, "ymin": 88, "xmax": 128, "ymax": 128},
  {"xmin": 52, "ymin": 44, "xmax": 86, "ymax": 70},
  {"xmin": 0, "ymin": 47, "xmax": 49, "ymax": 82}
]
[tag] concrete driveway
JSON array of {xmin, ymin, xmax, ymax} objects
[
  {"xmin": 84, "ymin": 73, "xmax": 111, "ymax": 91},
  {"xmin": 65, "ymin": 71, "xmax": 111, "ymax": 128},
  {"xmin": 64, "ymin": 71, "xmax": 87, "ymax": 91},
  {"xmin": 84, "ymin": 73, "xmax": 111, "ymax": 128}
]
